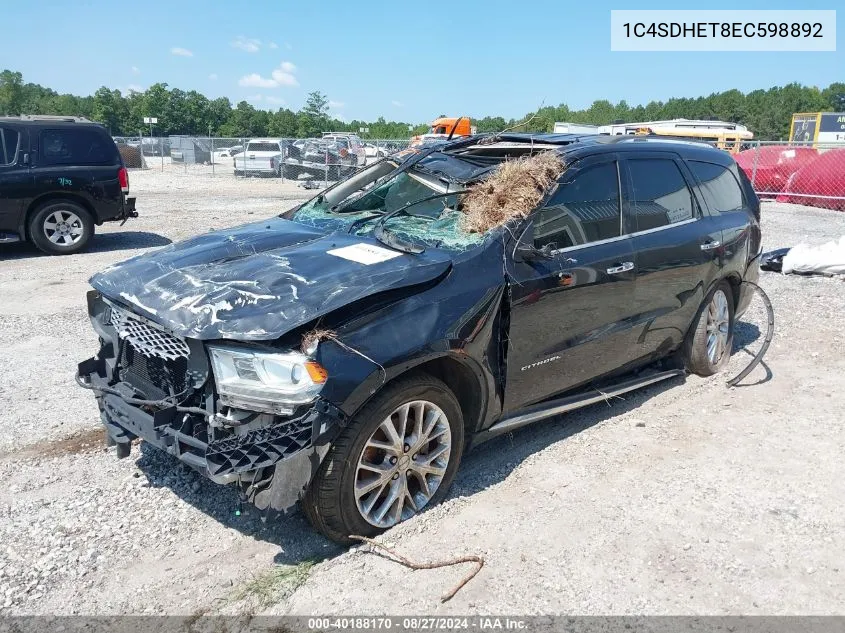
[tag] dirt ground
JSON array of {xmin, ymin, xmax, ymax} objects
[{"xmin": 0, "ymin": 168, "xmax": 842, "ymax": 615}]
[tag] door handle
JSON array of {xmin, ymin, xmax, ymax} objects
[
  {"xmin": 700, "ymin": 240, "xmax": 721, "ymax": 251},
  {"xmin": 606, "ymin": 261, "xmax": 634, "ymax": 275}
]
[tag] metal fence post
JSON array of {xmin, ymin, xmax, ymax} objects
[
  {"xmin": 211, "ymin": 135, "xmax": 215, "ymax": 177},
  {"xmin": 750, "ymin": 140, "xmax": 760, "ymax": 189}
]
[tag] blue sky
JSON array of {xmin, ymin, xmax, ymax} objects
[{"xmin": 2, "ymin": 0, "xmax": 841, "ymax": 122}]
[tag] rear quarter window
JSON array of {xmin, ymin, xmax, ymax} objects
[
  {"xmin": 687, "ymin": 160, "xmax": 744, "ymax": 213},
  {"xmin": 39, "ymin": 128, "xmax": 118, "ymax": 166},
  {"xmin": 0, "ymin": 127, "xmax": 20, "ymax": 165}
]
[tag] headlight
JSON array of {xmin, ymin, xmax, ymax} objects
[{"xmin": 207, "ymin": 345, "xmax": 327, "ymax": 415}]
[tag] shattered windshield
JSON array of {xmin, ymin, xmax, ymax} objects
[{"xmin": 290, "ymin": 156, "xmax": 488, "ymax": 251}]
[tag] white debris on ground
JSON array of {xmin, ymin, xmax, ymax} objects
[
  {"xmin": 0, "ymin": 169, "xmax": 843, "ymax": 615},
  {"xmin": 782, "ymin": 235, "xmax": 845, "ymax": 276}
]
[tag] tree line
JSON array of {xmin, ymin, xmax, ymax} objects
[{"xmin": 1, "ymin": 69, "xmax": 843, "ymax": 141}]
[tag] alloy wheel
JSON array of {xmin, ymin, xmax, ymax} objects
[
  {"xmin": 706, "ymin": 289, "xmax": 730, "ymax": 364},
  {"xmin": 354, "ymin": 400, "xmax": 452, "ymax": 528},
  {"xmin": 43, "ymin": 210, "xmax": 84, "ymax": 246}
]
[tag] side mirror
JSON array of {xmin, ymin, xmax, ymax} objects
[{"xmin": 515, "ymin": 242, "xmax": 556, "ymax": 262}]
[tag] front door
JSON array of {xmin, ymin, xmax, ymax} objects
[
  {"xmin": 0, "ymin": 124, "xmax": 31, "ymax": 238},
  {"xmin": 503, "ymin": 155, "xmax": 640, "ymax": 413}
]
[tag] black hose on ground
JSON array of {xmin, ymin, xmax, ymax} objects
[{"xmin": 726, "ymin": 281, "xmax": 775, "ymax": 387}]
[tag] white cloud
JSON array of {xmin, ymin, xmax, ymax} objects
[
  {"xmin": 131, "ymin": 66, "xmax": 140, "ymax": 75},
  {"xmin": 208, "ymin": 73, "xmax": 218, "ymax": 80},
  {"xmin": 265, "ymin": 96, "xmax": 286, "ymax": 105},
  {"xmin": 328, "ymin": 100, "xmax": 344, "ymax": 109},
  {"xmin": 271, "ymin": 61, "xmax": 299, "ymax": 86},
  {"xmin": 127, "ymin": 84, "xmax": 143, "ymax": 93},
  {"xmin": 391, "ymin": 100, "xmax": 404, "ymax": 107},
  {"xmin": 238, "ymin": 73, "xmax": 278, "ymax": 88},
  {"xmin": 269, "ymin": 42, "xmax": 279, "ymax": 49},
  {"xmin": 232, "ymin": 36, "xmax": 261, "ymax": 53},
  {"xmin": 171, "ymin": 47, "xmax": 194, "ymax": 57},
  {"xmin": 239, "ymin": 61, "xmax": 299, "ymax": 89}
]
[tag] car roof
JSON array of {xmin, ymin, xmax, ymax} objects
[
  {"xmin": 0, "ymin": 115, "xmax": 104, "ymax": 128},
  {"xmin": 452, "ymin": 132, "xmax": 736, "ymax": 166}
]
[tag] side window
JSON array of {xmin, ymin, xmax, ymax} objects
[
  {"xmin": 533, "ymin": 162, "xmax": 621, "ymax": 249},
  {"xmin": 627, "ymin": 159, "xmax": 695, "ymax": 232},
  {"xmin": 0, "ymin": 127, "xmax": 20, "ymax": 166},
  {"xmin": 39, "ymin": 129, "xmax": 117, "ymax": 166},
  {"xmin": 687, "ymin": 160, "xmax": 744, "ymax": 213}
]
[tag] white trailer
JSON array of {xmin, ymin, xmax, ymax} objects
[{"xmin": 553, "ymin": 122, "xmax": 600, "ymax": 134}]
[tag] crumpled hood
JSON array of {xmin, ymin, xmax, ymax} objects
[{"xmin": 90, "ymin": 217, "xmax": 452, "ymax": 340}]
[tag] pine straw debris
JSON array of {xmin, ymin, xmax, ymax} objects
[
  {"xmin": 301, "ymin": 328, "xmax": 337, "ymax": 354},
  {"xmin": 461, "ymin": 151, "xmax": 565, "ymax": 234}
]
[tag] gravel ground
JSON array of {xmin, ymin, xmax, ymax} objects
[{"xmin": 0, "ymin": 170, "xmax": 843, "ymax": 615}]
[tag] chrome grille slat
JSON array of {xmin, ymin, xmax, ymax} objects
[{"xmin": 108, "ymin": 304, "xmax": 190, "ymax": 361}]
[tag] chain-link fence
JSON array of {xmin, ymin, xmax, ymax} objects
[
  {"xmin": 116, "ymin": 135, "xmax": 412, "ymax": 185},
  {"xmin": 736, "ymin": 140, "xmax": 845, "ymax": 211},
  {"xmin": 118, "ymin": 136, "xmax": 845, "ymax": 211}
]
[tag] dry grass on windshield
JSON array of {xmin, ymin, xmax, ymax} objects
[{"xmin": 461, "ymin": 151, "xmax": 565, "ymax": 234}]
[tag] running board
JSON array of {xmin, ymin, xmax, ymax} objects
[{"xmin": 484, "ymin": 369, "xmax": 685, "ymax": 438}]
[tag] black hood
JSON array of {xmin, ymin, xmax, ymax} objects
[{"xmin": 90, "ymin": 217, "xmax": 452, "ymax": 340}]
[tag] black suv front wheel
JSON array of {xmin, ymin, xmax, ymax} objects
[
  {"xmin": 29, "ymin": 201, "xmax": 94, "ymax": 255},
  {"xmin": 303, "ymin": 373, "xmax": 465, "ymax": 543}
]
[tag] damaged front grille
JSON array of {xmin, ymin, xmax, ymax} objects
[
  {"xmin": 108, "ymin": 303, "xmax": 190, "ymax": 361},
  {"xmin": 119, "ymin": 341, "xmax": 188, "ymax": 399}
]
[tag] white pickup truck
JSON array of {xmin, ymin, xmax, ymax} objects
[{"xmin": 233, "ymin": 139, "xmax": 284, "ymax": 177}]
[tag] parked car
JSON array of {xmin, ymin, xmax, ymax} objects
[
  {"xmin": 283, "ymin": 138, "xmax": 358, "ymax": 180},
  {"xmin": 363, "ymin": 142, "xmax": 387, "ymax": 159},
  {"xmin": 0, "ymin": 115, "xmax": 137, "ymax": 255},
  {"xmin": 78, "ymin": 133, "xmax": 761, "ymax": 542},
  {"xmin": 213, "ymin": 145, "xmax": 243, "ymax": 164},
  {"xmin": 233, "ymin": 139, "xmax": 286, "ymax": 177},
  {"xmin": 322, "ymin": 132, "xmax": 367, "ymax": 165}
]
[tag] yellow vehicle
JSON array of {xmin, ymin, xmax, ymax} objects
[{"xmin": 633, "ymin": 123, "xmax": 753, "ymax": 154}]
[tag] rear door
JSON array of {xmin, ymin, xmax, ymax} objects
[
  {"xmin": 620, "ymin": 153, "xmax": 723, "ymax": 360},
  {"xmin": 33, "ymin": 126, "xmax": 122, "ymax": 221},
  {"xmin": 688, "ymin": 159, "xmax": 759, "ymax": 314},
  {"xmin": 0, "ymin": 123, "xmax": 32, "ymax": 237},
  {"xmin": 504, "ymin": 154, "xmax": 640, "ymax": 412}
]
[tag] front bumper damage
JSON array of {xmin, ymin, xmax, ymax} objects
[{"xmin": 77, "ymin": 355, "xmax": 347, "ymax": 513}]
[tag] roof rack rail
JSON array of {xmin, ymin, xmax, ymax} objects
[{"xmin": 1, "ymin": 114, "xmax": 93, "ymax": 123}]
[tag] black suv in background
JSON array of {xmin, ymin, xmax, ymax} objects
[
  {"xmin": 0, "ymin": 115, "xmax": 136, "ymax": 255},
  {"xmin": 79, "ymin": 134, "xmax": 761, "ymax": 542}
]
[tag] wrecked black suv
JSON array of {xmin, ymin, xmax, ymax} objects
[{"xmin": 78, "ymin": 133, "xmax": 761, "ymax": 542}]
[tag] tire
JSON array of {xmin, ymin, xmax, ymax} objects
[
  {"xmin": 684, "ymin": 280, "xmax": 735, "ymax": 376},
  {"xmin": 28, "ymin": 201, "xmax": 94, "ymax": 255},
  {"xmin": 302, "ymin": 373, "xmax": 465, "ymax": 543}
]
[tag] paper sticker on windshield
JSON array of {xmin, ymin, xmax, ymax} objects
[{"xmin": 327, "ymin": 243, "xmax": 403, "ymax": 265}]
